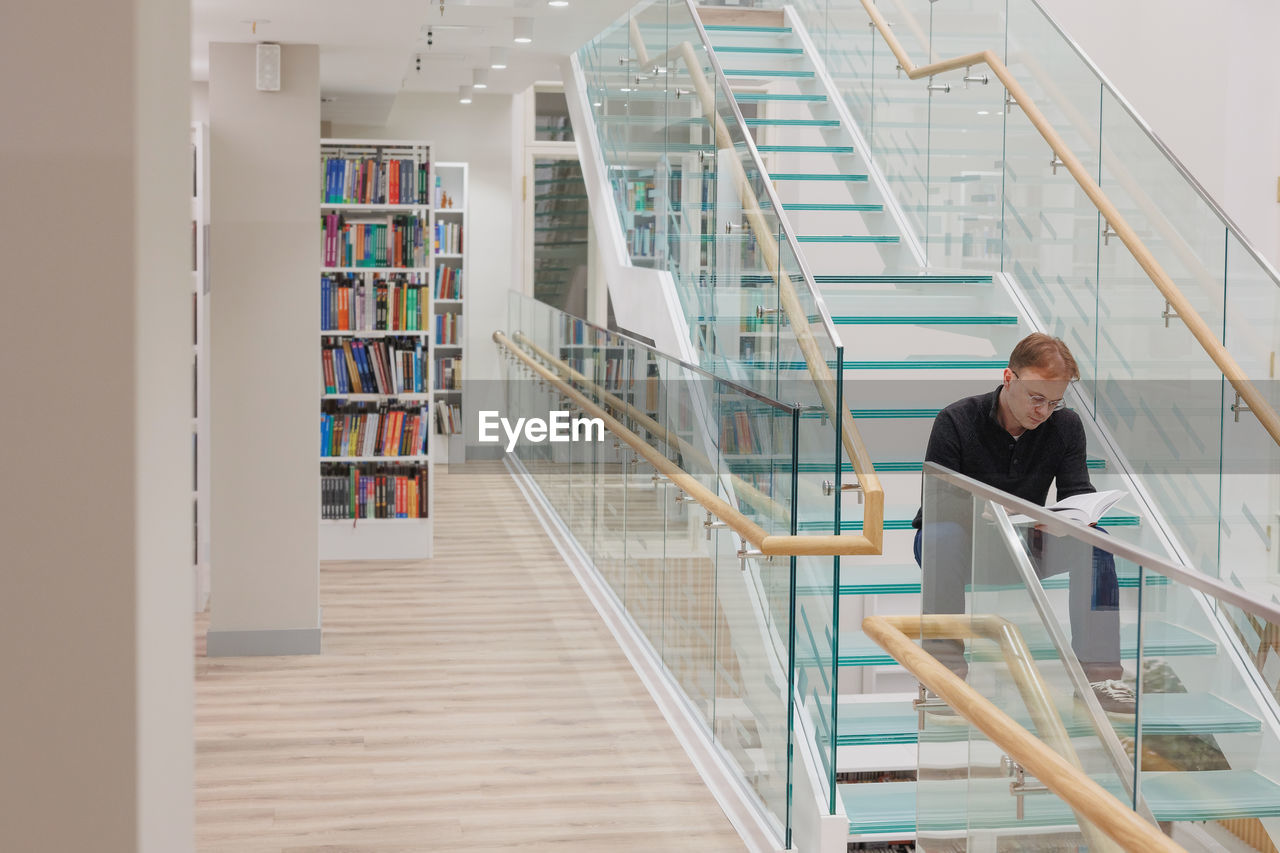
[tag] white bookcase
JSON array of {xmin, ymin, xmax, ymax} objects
[
  {"xmin": 192, "ymin": 121, "xmax": 211, "ymax": 610},
  {"xmin": 319, "ymin": 138, "xmax": 435, "ymax": 560},
  {"xmin": 432, "ymin": 161, "xmax": 467, "ymax": 464}
]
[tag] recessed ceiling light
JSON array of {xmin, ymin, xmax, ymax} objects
[
  {"xmin": 459, "ymin": 84, "xmax": 473, "ymax": 104},
  {"xmin": 490, "ymin": 47, "xmax": 508, "ymax": 69},
  {"xmin": 513, "ymin": 17, "xmax": 534, "ymax": 43},
  {"xmin": 549, "ymin": 0, "xmax": 569, "ymax": 6},
  {"xmin": 473, "ymin": 68, "xmax": 489, "ymax": 89},
  {"xmin": 977, "ymin": 110, "xmax": 990, "ymax": 115}
]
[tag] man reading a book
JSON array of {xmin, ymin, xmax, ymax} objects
[{"xmin": 911, "ymin": 332, "xmax": 1133, "ymax": 715}]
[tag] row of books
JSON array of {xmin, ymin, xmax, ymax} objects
[
  {"xmin": 435, "ymin": 221, "xmax": 463, "ymax": 255},
  {"xmin": 321, "ymin": 468, "xmax": 430, "ymax": 520},
  {"xmin": 436, "ymin": 357, "xmax": 462, "ymax": 391},
  {"xmin": 435, "ymin": 312, "xmax": 462, "ymax": 345},
  {"xmin": 321, "ymin": 407, "xmax": 430, "ymax": 458},
  {"xmin": 627, "ymin": 224, "xmax": 656, "ymax": 258},
  {"xmin": 322, "ymin": 155, "xmax": 429, "ymax": 205},
  {"xmin": 321, "ymin": 274, "xmax": 430, "ymax": 332},
  {"xmin": 621, "ymin": 179, "xmax": 652, "ymax": 212},
  {"xmin": 434, "ymin": 400, "xmax": 462, "ymax": 435},
  {"xmin": 322, "ymin": 338, "xmax": 429, "ymax": 395},
  {"xmin": 322, "ymin": 214, "xmax": 428, "ymax": 268},
  {"xmin": 719, "ymin": 409, "xmax": 771, "ymax": 455},
  {"xmin": 434, "ymin": 264, "xmax": 462, "ymax": 299}
]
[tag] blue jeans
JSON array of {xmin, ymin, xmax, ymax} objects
[{"xmin": 913, "ymin": 523, "xmax": 1122, "ymax": 682}]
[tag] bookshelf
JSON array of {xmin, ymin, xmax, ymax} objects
[
  {"xmin": 192, "ymin": 121, "xmax": 210, "ymax": 610},
  {"xmin": 432, "ymin": 161, "xmax": 466, "ymax": 463},
  {"xmin": 319, "ymin": 138, "xmax": 434, "ymax": 560}
]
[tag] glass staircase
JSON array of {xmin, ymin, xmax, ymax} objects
[{"xmin": 564, "ymin": 0, "xmax": 1280, "ymax": 850}]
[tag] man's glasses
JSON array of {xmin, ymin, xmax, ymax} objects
[{"xmin": 1010, "ymin": 369, "xmax": 1068, "ymax": 412}]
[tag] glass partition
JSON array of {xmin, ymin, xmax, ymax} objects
[
  {"xmin": 921, "ymin": 463, "xmax": 1280, "ymax": 850},
  {"xmin": 578, "ymin": 3, "xmax": 855, "ymax": 817},
  {"xmin": 501, "ymin": 292, "xmax": 806, "ymax": 845}
]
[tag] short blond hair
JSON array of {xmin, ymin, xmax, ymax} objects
[{"xmin": 1009, "ymin": 333, "xmax": 1079, "ymax": 380}]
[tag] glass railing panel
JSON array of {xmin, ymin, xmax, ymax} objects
[
  {"xmin": 1001, "ymin": 0, "xmax": 1105, "ymax": 389},
  {"xmin": 1093, "ymin": 147, "xmax": 1227, "ymax": 577},
  {"xmin": 863, "ymin": 0, "xmax": 932, "ymax": 245},
  {"xmin": 921, "ymin": 468, "xmax": 1142, "ymax": 848},
  {"xmin": 1221, "ymin": 234, "xmax": 1280, "ymax": 595},
  {"xmin": 660, "ymin": 361, "xmax": 720, "ymax": 724},
  {"xmin": 923, "ymin": 463, "xmax": 1280, "ymax": 850},
  {"xmin": 503, "ymin": 291, "xmax": 803, "ymax": 844},
  {"xmin": 711, "ymin": 380, "xmax": 799, "ymax": 840},
  {"xmin": 922, "ymin": 0, "xmax": 1004, "ymax": 272}
]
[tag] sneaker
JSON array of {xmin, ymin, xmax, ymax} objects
[{"xmin": 1089, "ymin": 679, "xmax": 1136, "ymax": 716}]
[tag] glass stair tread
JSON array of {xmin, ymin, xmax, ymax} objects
[
  {"xmin": 835, "ymin": 692, "xmax": 1259, "ymax": 747},
  {"xmin": 783, "ymin": 203, "xmax": 883, "ymax": 211},
  {"xmin": 713, "ymin": 46, "xmax": 805, "ymax": 54},
  {"xmin": 747, "ymin": 118, "xmax": 841, "ymax": 127},
  {"xmin": 723, "ymin": 68, "xmax": 816, "ymax": 78},
  {"xmin": 724, "ymin": 457, "xmax": 1104, "ymax": 473},
  {"xmin": 830, "ymin": 620, "xmax": 1208, "ymax": 668},
  {"xmin": 793, "ymin": 512, "xmax": 1139, "ymax": 532},
  {"xmin": 759, "ymin": 145, "xmax": 855, "ymax": 154},
  {"xmin": 796, "ymin": 564, "xmax": 922, "ymax": 596},
  {"xmin": 703, "ymin": 24, "xmax": 793, "ymax": 33},
  {"xmin": 768, "ymin": 173, "xmax": 867, "ymax": 181},
  {"xmin": 757, "ymin": 358, "xmax": 1006, "ymax": 370},
  {"xmin": 840, "ymin": 770, "xmax": 1280, "ymax": 835},
  {"xmin": 796, "ymin": 234, "xmax": 899, "ymax": 243},
  {"xmin": 814, "ymin": 274, "xmax": 994, "ymax": 284},
  {"xmin": 830, "ymin": 315, "xmax": 1018, "ymax": 325},
  {"xmin": 732, "ymin": 92, "xmax": 828, "ymax": 102}
]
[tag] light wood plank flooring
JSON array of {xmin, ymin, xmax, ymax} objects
[{"xmin": 195, "ymin": 461, "xmax": 747, "ymax": 853}]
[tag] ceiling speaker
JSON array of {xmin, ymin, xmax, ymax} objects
[{"xmin": 256, "ymin": 43, "xmax": 281, "ymax": 92}]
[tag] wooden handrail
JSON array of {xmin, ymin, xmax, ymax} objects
[
  {"xmin": 864, "ymin": 614, "xmax": 1185, "ymax": 853},
  {"xmin": 858, "ymin": 0, "xmax": 1280, "ymax": 451},
  {"xmin": 496, "ymin": 331, "xmax": 881, "ymax": 555},
  {"xmin": 626, "ymin": 18, "xmax": 885, "ymax": 551}
]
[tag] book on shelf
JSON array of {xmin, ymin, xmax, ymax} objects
[
  {"xmin": 320, "ymin": 404, "xmax": 431, "ymax": 458},
  {"xmin": 433, "ymin": 264, "xmax": 463, "ymax": 299},
  {"xmin": 433, "ymin": 220, "xmax": 463, "ymax": 255},
  {"xmin": 323, "ymin": 155, "xmax": 429, "ymax": 205},
  {"xmin": 321, "ymin": 466, "xmax": 430, "ymax": 520},
  {"xmin": 434, "ymin": 400, "xmax": 463, "ymax": 436},
  {"xmin": 434, "ymin": 312, "xmax": 462, "ymax": 345},
  {"xmin": 322, "ymin": 273, "xmax": 430, "ymax": 332},
  {"xmin": 719, "ymin": 407, "xmax": 769, "ymax": 455},
  {"xmin": 435, "ymin": 357, "xmax": 462, "ymax": 391},
  {"xmin": 322, "ymin": 213, "xmax": 427, "ymax": 268},
  {"xmin": 1007, "ymin": 489, "xmax": 1128, "ymax": 527},
  {"xmin": 321, "ymin": 336, "xmax": 430, "ymax": 394}
]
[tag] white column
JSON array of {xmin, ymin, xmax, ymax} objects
[
  {"xmin": 0, "ymin": 0, "xmax": 193, "ymax": 850},
  {"xmin": 207, "ymin": 43, "xmax": 322, "ymax": 655}
]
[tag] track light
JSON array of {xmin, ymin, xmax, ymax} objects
[
  {"xmin": 459, "ymin": 84, "xmax": 473, "ymax": 104},
  {"xmin": 489, "ymin": 47, "xmax": 508, "ymax": 69},
  {"xmin": 513, "ymin": 17, "xmax": 533, "ymax": 43},
  {"xmin": 473, "ymin": 68, "xmax": 489, "ymax": 89}
]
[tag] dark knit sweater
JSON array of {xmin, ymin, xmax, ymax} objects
[{"xmin": 912, "ymin": 385, "xmax": 1094, "ymax": 528}]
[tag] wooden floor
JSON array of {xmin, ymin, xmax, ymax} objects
[{"xmin": 195, "ymin": 460, "xmax": 747, "ymax": 853}]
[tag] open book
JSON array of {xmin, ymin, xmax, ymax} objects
[{"xmin": 1007, "ymin": 489, "xmax": 1127, "ymax": 527}]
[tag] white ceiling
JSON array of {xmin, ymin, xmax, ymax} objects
[{"xmin": 192, "ymin": 0, "xmax": 637, "ymax": 123}]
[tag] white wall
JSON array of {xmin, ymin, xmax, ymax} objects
[
  {"xmin": 331, "ymin": 91, "xmax": 523, "ymax": 452},
  {"xmin": 1, "ymin": 0, "xmax": 193, "ymax": 849},
  {"xmin": 207, "ymin": 43, "xmax": 321, "ymax": 652},
  {"xmin": 1037, "ymin": 0, "xmax": 1280, "ymax": 267}
]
